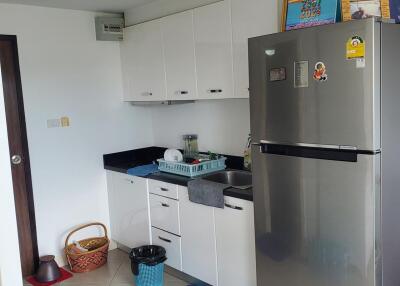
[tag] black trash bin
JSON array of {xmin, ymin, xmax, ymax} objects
[{"xmin": 129, "ymin": 245, "xmax": 167, "ymax": 286}]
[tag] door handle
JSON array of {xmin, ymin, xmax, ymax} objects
[
  {"xmin": 225, "ymin": 203, "xmax": 243, "ymax": 211},
  {"xmin": 208, "ymin": 89, "xmax": 223, "ymax": 94},
  {"xmin": 11, "ymin": 155, "xmax": 22, "ymax": 165},
  {"xmin": 158, "ymin": 236, "xmax": 172, "ymax": 243}
]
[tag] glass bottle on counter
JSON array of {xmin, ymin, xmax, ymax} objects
[{"xmin": 183, "ymin": 134, "xmax": 199, "ymax": 160}]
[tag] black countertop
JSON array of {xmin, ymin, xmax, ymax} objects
[{"xmin": 103, "ymin": 147, "xmax": 253, "ymax": 202}]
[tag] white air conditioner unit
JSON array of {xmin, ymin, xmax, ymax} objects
[{"xmin": 95, "ymin": 17, "xmax": 124, "ymax": 41}]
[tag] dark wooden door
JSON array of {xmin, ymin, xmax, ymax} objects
[{"xmin": 0, "ymin": 36, "xmax": 39, "ymax": 277}]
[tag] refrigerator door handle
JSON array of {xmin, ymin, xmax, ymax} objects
[
  {"xmin": 259, "ymin": 141, "xmax": 360, "ymax": 162},
  {"xmin": 251, "ymin": 142, "xmax": 262, "ymax": 153},
  {"xmin": 260, "ymin": 140, "xmax": 343, "ymax": 150}
]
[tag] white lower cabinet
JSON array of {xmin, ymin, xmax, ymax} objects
[
  {"xmin": 215, "ymin": 197, "xmax": 257, "ymax": 286},
  {"xmin": 107, "ymin": 171, "xmax": 151, "ymax": 248},
  {"xmin": 107, "ymin": 171, "xmax": 256, "ymax": 286},
  {"xmin": 149, "ymin": 194, "xmax": 181, "ymax": 235},
  {"xmin": 152, "ymin": 227, "xmax": 182, "ymax": 271},
  {"xmin": 179, "ymin": 186, "xmax": 218, "ymax": 286}
]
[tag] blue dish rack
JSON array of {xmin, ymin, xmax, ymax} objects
[{"xmin": 157, "ymin": 157, "xmax": 227, "ymax": 177}]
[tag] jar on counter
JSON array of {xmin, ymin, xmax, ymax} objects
[{"xmin": 183, "ymin": 134, "xmax": 199, "ymax": 159}]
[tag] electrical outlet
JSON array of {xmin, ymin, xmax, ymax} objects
[{"xmin": 47, "ymin": 119, "xmax": 61, "ymax": 128}]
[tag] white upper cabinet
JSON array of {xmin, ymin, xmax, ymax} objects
[
  {"xmin": 161, "ymin": 11, "xmax": 198, "ymax": 100},
  {"xmin": 121, "ymin": 20, "xmax": 167, "ymax": 101},
  {"xmin": 194, "ymin": 1, "xmax": 234, "ymax": 100},
  {"xmin": 230, "ymin": 0, "xmax": 278, "ymax": 98},
  {"xmin": 119, "ymin": 0, "xmax": 278, "ymax": 102}
]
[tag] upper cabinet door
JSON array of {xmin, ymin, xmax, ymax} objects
[
  {"xmin": 231, "ymin": 0, "xmax": 278, "ymax": 98},
  {"xmin": 121, "ymin": 20, "xmax": 167, "ymax": 101},
  {"xmin": 161, "ymin": 11, "xmax": 198, "ymax": 100},
  {"xmin": 194, "ymin": 1, "xmax": 234, "ymax": 100}
]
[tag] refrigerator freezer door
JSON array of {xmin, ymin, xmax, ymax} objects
[
  {"xmin": 249, "ymin": 18, "xmax": 380, "ymax": 151},
  {"xmin": 252, "ymin": 146, "xmax": 380, "ymax": 286}
]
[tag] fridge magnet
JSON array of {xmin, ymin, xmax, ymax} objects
[
  {"xmin": 282, "ymin": 0, "xmax": 342, "ymax": 31},
  {"xmin": 346, "ymin": 35, "xmax": 365, "ymax": 59},
  {"xmin": 294, "ymin": 61, "xmax": 309, "ymax": 88},
  {"xmin": 341, "ymin": 0, "xmax": 389, "ymax": 21},
  {"xmin": 270, "ymin": 68, "xmax": 287, "ymax": 82},
  {"xmin": 313, "ymin": 62, "xmax": 328, "ymax": 81}
]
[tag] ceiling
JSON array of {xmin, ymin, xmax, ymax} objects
[{"xmin": 0, "ymin": 0, "xmax": 158, "ymax": 13}]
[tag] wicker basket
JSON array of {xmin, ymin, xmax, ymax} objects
[{"xmin": 65, "ymin": 222, "xmax": 110, "ymax": 273}]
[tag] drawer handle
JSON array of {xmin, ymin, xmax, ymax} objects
[
  {"xmin": 160, "ymin": 187, "xmax": 169, "ymax": 192},
  {"xmin": 176, "ymin": 90, "xmax": 189, "ymax": 95},
  {"xmin": 225, "ymin": 203, "xmax": 243, "ymax": 211},
  {"xmin": 208, "ymin": 89, "xmax": 223, "ymax": 94},
  {"xmin": 124, "ymin": 178, "xmax": 134, "ymax": 184},
  {"xmin": 161, "ymin": 203, "xmax": 170, "ymax": 208},
  {"xmin": 141, "ymin": 92, "xmax": 153, "ymax": 96},
  {"xmin": 158, "ymin": 236, "xmax": 172, "ymax": 243}
]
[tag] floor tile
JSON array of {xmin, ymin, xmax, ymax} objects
[{"xmin": 24, "ymin": 249, "xmax": 187, "ymax": 286}]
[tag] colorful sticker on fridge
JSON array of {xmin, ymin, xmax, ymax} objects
[
  {"xmin": 346, "ymin": 36, "xmax": 365, "ymax": 59},
  {"xmin": 313, "ymin": 62, "xmax": 327, "ymax": 82}
]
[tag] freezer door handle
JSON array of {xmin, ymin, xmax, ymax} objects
[{"xmin": 259, "ymin": 142, "xmax": 360, "ymax": 162}]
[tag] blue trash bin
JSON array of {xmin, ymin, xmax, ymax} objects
[{"xmin": 130, "ymin": 245, "xmax": 167, "ymax": 286}]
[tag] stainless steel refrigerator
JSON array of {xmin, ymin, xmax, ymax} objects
[{"xmin": 249, "ymin": 18, "xmax": 400, "ymax": 286}]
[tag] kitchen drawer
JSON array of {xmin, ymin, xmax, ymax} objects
[
  {"xmin": 148, "ymin": 179, "xmax": 179, "ymax": 200},
  {"xmin": 149, "ymin": 194, "xmax": 181, "ymax": 235},
  {"xmin": 152, "ymin": 227, "xmax": 182, "ymax": 271}
]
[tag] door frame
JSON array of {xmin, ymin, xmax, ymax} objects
[{"xmin": 0, "ymin": 35, "xmax": 39, "ymax": 276}]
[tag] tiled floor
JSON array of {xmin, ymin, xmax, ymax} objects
[{"xmin": 24, "ymin": 249, "xmax": 187, "ymax": 286}]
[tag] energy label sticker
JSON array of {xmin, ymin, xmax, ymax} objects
[{"xmin": 346, "ymin": 36, "xmax": 365, "ymax": 60}]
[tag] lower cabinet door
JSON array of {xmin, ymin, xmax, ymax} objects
[
  {"xmin": 179, "ymin": 186, "xmax": 218, "ymax": 286},
  {"xmin": 152, "ymin": 227, "xmax": 182, "ymax": 271},
  {"xmin": 215, "ymin": 197, "xmax": 257, "ymax": 286},
  {"xmin": 107, "ymin": 172, "xmax": 151, "ymax": 248}
]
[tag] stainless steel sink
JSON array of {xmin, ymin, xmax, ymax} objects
[{"xmin": 202, "ymin": 170, "xmax": 252, "ymax": 189}]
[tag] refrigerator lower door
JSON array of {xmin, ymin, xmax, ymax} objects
[{"xmin": 252, "ymin": 146, "xmax": 381, "ymax": 286}]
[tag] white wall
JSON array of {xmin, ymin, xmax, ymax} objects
[
  {"xmin": 0, "ymin": 3, "xmax": 154, "ymax": 265},
  {"xmin": 151, "ymin": 99, "xmax": 250, "ymax": 156},
  {"xmin": 125, "ymin": 0, "xmax": 221, "ymax": 26},
  {"xmin": 0, "ymin": 63, "xmax": 23, "ymax": 286}
]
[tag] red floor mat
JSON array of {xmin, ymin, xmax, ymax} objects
[{"xmin": 25, "ymin": 268, "xmax": 73, "ymax": 286}]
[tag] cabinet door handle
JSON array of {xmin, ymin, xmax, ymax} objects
[
  {"xmin": 208, "ymin": 89, "xmax": 223, "ymax": 94},
  {"xmin": 225, "ymin": 203, "xmax": 243, "ymax": 211},
  {"xmin": 158, "ymin": 236, "xmax": 172, "ymax": 243},
  {"xmin": 141, "ymin": 92, "xmax": 153, "ymax": 96},
  {"xmin": 160, "ymin": 187, "xmax": 169, "ymax": 192},
  {"xmin": 161, "ymin": 203, "xmax": 170, "ymax": 208},
  {"xmin": 176, "ymin": 90, "xmax": 189, "ymax": 95},
  {"xmin": 124, "ymin": 178, "xmax": 134, "ymax": 184}
]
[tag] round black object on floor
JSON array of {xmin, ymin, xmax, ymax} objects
[{"xmin": 35, "ymin": 255, "xmax": 61, "ymax": 283}]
